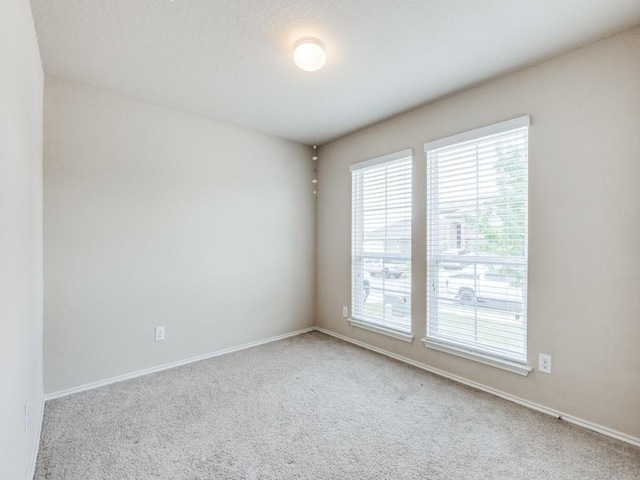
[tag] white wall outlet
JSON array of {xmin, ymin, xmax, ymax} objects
[
  {"xmin": 25, "ymin": 401, "xmax": 29, "ymax": 433},
  {"xmin": 539, "ymin": 353, "xmax": 552, "ymax": 374},
  {"xmin": 342, "ymin": 306, "xmax": 348, "ymax": 318},
  {"xmin": 155, "ymin": 326, "xmax": 165, "ymax": 341}
]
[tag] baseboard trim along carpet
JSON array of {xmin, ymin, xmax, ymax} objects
[
  {"xmin": 316, "ymin": 327, "xmax": 640, "ymax": 448},
  {"xmin": 28, "ymin": 394, "xmax": 45, "ymax": 480},
  {"xmin": 43, "ymin": 325, "xmax": 640, "ymax": 448},
  {"xmin": 44, "ymin": 327, "xmax": 316, "ymax": 401}
]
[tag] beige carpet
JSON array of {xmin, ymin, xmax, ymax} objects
[{"xmin": 35, "ymin": 331, "xmax": 640, "ymax": 479}]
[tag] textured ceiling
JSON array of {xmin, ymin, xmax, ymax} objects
[{"xmin": 31, "ymin": 0, "xmax": 640, "ymax": 145}]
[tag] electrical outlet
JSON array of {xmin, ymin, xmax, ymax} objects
[
  {"xmin": 155, "ymin": 326, "xmax": 165, "ymax": 341},
  {"xmin": 342, "ymin": 306, "xmax": 348, "ymax": 318},
  {"xmin": 25, "ymin": 401, "xmax": 29, "ymax": 433},
  {"xmin": 539, "ymin": 353, "xmax": 552, "ymax": 374}
]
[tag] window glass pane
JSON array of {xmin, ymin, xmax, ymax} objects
[
  {"xmin": 426, "ymin": 123, "xmax": 528, "ymax": 363},
  {"xmin": 431, "ymin": 262, "xmax": 526, "ymax": 360},
  {"xmin": 352, "ymin": 155, "xmax": 412, "ymax": 333}
]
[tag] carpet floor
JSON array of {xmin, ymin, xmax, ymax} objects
[{"xmin": 35, "ymin": 331, "xmax": 640, "ymax": 479}]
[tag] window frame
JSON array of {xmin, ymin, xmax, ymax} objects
[
  {"xmin": 423, "ymin": 116, "xmax": 532, "ymax": 374},
  {"xmin": 350, "ymin": 149, "xmax": 413, "ymax": 341}
]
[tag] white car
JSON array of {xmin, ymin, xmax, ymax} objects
[
  {"xmin": 440, "ymin": 249, "xmax": 470, "ymax": 270},
  {"xmin": 364, "ymin": 258, "xmax": 406, "ymax": 278},
  {"xmin": 445, "ymin": 268, "xmax": 523, "ymax": 308}
]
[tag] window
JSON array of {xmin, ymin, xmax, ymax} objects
[
  {"xmin": 424, "ymin": 116, "xmax": 529, "ymax": 371},
  {"xmin": 351, "ymin": 149, "xmax": 412, "ymax": 339},
  {"xmin": 452, "ymin": 222, "xmax": 462, "ymax": 249}
]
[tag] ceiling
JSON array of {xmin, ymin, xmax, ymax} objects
[{"xmin": 30, "ymin": 0, "xmax": 640, "ymax": 145}]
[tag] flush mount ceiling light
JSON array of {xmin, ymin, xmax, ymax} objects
[{"xmin": 293, "ymin": 38, "xmax": 326, "ymax": 72}]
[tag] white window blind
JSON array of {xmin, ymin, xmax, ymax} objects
[
  {"xmin": 351, "ymin": 150, "xmax": 412, "ymax": 334},
  {"xmin": 425, "ymin": 116, "xmax": 529, "ymax": 364}
]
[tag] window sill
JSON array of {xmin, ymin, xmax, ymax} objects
[
  {"xmin": 422, "ymin": 338, "xmax": 532, "ymax": 376},
  {"xmin": 349, "ymin": 318, "xmax": 414, "ymax": 343}
]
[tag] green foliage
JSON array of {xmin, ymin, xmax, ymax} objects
[{"xmin": 463, "ymin": 140, "xmax": 526, "ymax": 281}]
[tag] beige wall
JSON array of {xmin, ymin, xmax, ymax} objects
[
  {"xmin": 316, "ymin": 28, "xmax": 640, "ymax": 438},
  {"xmin": 0, "ymin": 0, "xmax": 44, "ymax": 477},
  {"xmin": 44, "ymin": 78, "xmax": 315, "ymax": 394}
]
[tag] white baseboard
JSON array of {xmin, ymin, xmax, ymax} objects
[
  {"xmin": 28, "ymin": 393, "xmax": 45, "ymax": 480},
  {"xmin": 316, "ymin": 327, "xmax": 640, "ymax": 448},
  {"xmin": 45, "ymin": 327, "xmax": 316, "ymax": 401},
  {"xmin": 42, "ymin": 325, "xmax": 640, "ymax": 448},
  {"xmin": 559, "ymin": 414, "xmax": 640, "ymax": 447}
]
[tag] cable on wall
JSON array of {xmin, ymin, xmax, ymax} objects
[{"xmin": 312, "ymin": 145, "xmax": 318, "ymax": 198}]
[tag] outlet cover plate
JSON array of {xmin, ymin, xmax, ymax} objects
[
  {"xmin": 155, "ymin": 326, "xmax": 165, "ymax": 341},
  {"xmin": 538, "ymin": 353, "xmax": 552, "ymax": 374}
]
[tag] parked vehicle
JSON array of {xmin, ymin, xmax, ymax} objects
[
  {"xmin": 364, "ymin": 258, "xmax": 406, "ymax": 278},
  {"xmin": 445, "ymin": 267, "xmax": 523, "ymax": 308},
  {"xmin": 440, "ymin": 249, "xmax": 470, "ymax": 270}
]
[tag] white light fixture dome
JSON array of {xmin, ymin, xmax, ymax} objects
[{"xmin": 293, "ymin": 38, "xmax": 326, "ymax": 72}]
